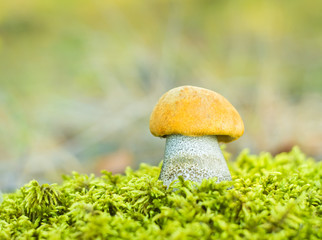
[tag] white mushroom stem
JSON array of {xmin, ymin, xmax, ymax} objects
[{"xmin": 159, "ymin": 135, "xmax": 232, "ymax": 186}]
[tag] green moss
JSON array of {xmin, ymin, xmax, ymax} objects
[{"xmin": 0, "ymin": 147, "xmax": 321, "ymax": 239}]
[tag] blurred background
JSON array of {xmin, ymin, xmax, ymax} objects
[{"xmin": 0, "ymin": 0, "xmax": 321, "ymax": 192}]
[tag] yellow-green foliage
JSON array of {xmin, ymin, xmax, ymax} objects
[{"xmin": 0, "ymin": 147, "xmax": 321, "ymax": 239}]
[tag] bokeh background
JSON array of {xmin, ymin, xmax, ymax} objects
[{"xmin": 0, "ymin": 0, "xmax": 321, "ymax": 192}]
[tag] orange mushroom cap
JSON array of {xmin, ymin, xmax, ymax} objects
[{"xmin": 149, "ymin": 86, "xmax": 244, "ymax": 143}]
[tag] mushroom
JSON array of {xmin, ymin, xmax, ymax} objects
[{"xmin": 149, "ymin": 86, "xmax": 244, "ymax": 186}]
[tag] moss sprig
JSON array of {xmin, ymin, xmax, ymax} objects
[{"xmin": 21, "ymin": 181, "xmax": 65, "ymax": 224}]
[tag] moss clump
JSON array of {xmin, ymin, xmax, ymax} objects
[{"xmin": 0, "ymin": 147, "xmax": 321, "ymax": 239}]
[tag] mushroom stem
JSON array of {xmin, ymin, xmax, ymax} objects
[{"xmin": 159, "ymin": 135, "xmax": 232, "ymax": 186}]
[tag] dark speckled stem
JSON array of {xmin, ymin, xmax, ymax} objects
[{"xmin": 159, "ymin": 135, "xmax": 232, "ymax": 186}]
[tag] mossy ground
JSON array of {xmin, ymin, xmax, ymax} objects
[{"xmin": 0, "ymin": 147, "xmax": 321, "ymax": 239}]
